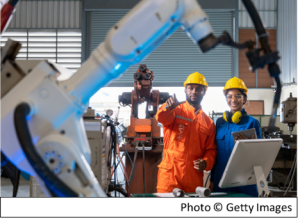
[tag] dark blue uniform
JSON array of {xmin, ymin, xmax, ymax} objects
[{"xmin": 210, "ymin": 112, "xmax": 261, "ymax": 197}]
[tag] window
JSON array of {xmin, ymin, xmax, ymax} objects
[{"xmin": 1, "ymin": 29, "xmax": 82, "ymax": 73}]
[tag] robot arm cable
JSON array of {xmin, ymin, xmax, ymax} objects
[
  {"xmin": 241, "ymin": 0, "xmax": 281, "ymax": 133},
  {"xmin": 1, "ymin": 152, "xmax": 8, "ymax": 167},
  {"xmin": 14, "ymin": 103, "xmax": 78, "ymax": 197},
  {"xmin": 268, "ymin": 76, "xmax": 282, "ymax": 132},
  {"xmin": 7, "ymin": 0, "xmax": 19, "ymax": 6},
  {"xmin": 107, "ymin": 122, "xmax": 118, "ymax": 196}
]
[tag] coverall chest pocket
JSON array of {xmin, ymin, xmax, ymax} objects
[
  {"xmin": 172, "ymin": 117, "xmax": 190, "ymax": 143},
  {"xmin": 216, "ymin": 130, "xmax": 226, "ymax": 162},
  {"xmin": 199, "ymin": 126, "xmax": 210, "ymax": 140}
]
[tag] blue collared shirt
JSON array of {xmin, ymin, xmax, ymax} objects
[{"xmin": 210, "ymin": 114, "xmax": 261, "ymax": 197}]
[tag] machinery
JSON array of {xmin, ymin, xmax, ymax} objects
[
  {"xmin": 1, "ymin": 0, "xmax": 281, "ymax": 197},
  {"xmin": 83, "ymin": 108, "xmax": 112, "ymax": 194},
  {"xmin": 119, "ymin": 64, "xmax": 171, "ymax": 150},
  {"xmin": 118, "ymin": 64, "xmax": 171, "ymax": 193},
  {"xmin": 261, "ymin": 93, "xmax": 297, "ymax": 197},
  {"xmin": 83, "ymin": 107, "xmax": 129, "ymax": 197},
  {"xmin": 280, "ymin": 93, "xmax": 297, "ymax": 134}
]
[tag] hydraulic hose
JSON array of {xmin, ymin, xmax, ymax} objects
[
  {"xmin": 142, "ymin": 146, "xmax": 145, "ymax": 194},
  {"xmin": 0, "ymin": 152, "xmax": 20, "ymax": 196},
  {"xmin": 12, "ymin": 168, "xmax": 20, "ymax": 197},
  {"xmin": 14, "ymin": 103, "xmax": 78, "ymax": 197},
  {"xmin": 268, "ymin": 76, "xmax": 282, "ymax": 132},
  {"xmin": 283, "ymin": 152, "xmax": 297, "ymax": 190},
  {"xmin": 108, "ymin": 184, "xmax": 128, "ymax": 197},
  {"xmin": 107, "ymin": 123, "xmax": 117, "ymax": 197},
  {"xmin": 242, "ymin": 0, "xmax": 266, "ymax": 37},
  {"xmin": 129, "ymin": 146, "xmax": 138, "ymax": 184},
  {"xmin": 283, "ymin": 154, "xmax": 297, "ymax": 196},
  {"xmin": 242, "ymin": 0, "xmax": 281, "ymax": 133},
  {"xmin": 1, "ymin": 151, "xmax": 8, "ymax": 167},
  {"xmin": 116, "ymin": 143, "xmax": 130, "ymax": 196},
  {"xmin": 8, "ymin": 0, "xmax": 19, "ymax": 6}
]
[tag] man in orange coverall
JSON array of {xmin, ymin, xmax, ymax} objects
[{"xmin": 156, "ymin": 72, "xmax": 217, "ymax": 193}]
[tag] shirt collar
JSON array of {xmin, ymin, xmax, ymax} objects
[{"xmin": 185, "ymin": 101, "xmax": 202, "ymax": 115}]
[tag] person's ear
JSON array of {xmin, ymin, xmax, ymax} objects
[
  {"xmin": 243, "ymin": 96, "xmax": 247, "ymax": 105},
  {"xmin": 184, "ymin": 87, "xmax": 187, "ymax": 94}
]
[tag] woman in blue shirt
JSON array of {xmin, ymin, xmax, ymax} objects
[{"xmin": 209, "ymin": 77, "xmax": 261, "ymax": 197}]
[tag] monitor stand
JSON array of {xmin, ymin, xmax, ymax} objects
[{"xmin": 253, "ymin": 166, "xmax": 270, "ymax": 197}]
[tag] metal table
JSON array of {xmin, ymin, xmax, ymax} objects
[{"xmin": 133, "ymin": 192, "xmax": 251, "ymax": 197}]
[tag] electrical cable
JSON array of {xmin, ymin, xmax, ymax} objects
[
  {"xmin": 1, "ymin": 151, "xmax": 8, "ymax": 167},
  {"xmin": 129, "ymin": 147, "xmax": 138, "ymax": 184},
  {"xmin": 8, "ymin": 0, "xmax": 19, "ymax": 7},
  {"xmin": 123, "ymin": 145, "xmax": 133, "ymax": 171},
  {"xmin": 116, "ymin": 143, "xmax": 130, "ymax": 196},
  {"xmin": 268, "ymin": 76, "xmax": 282, "ymax": 132},
  {"xmin": 204, "ymin": 171, "xmax": 211, "ymax": 188},
  {"xmin": 108, "ymin": 123, "xmax": 126, "ymax": 197},
  {"xmin": 14, "ymin": 103, "xmax": 77, "ymax": 197},
  {"xmin": 242, "ymin": 0, "xmax": 281, "ymax": 133},
  {"xmin": 121, "ymin": 140, "xmax": 135, "ymax": 194},
  {"xmin": 283, "ymin": 157, "xmax": 297, "ymax": 196},
  {"xmin": 113, "ymin": 152, "xmax": 126, "ymax": 173},
  {"xmin": 142, "ymin": 146, "xmax": 145, "ymax": 194},
  {"xmin": 283, "ymin": 154, "xmax": 298, "ymax": 196},
  {"xmin": 283, "ymin": 152, "xmax": 297, "ymax": 189},
  {"xmin": 108, "ymin": 184, "xmax": 128, "ymax": 197},
  {"xmin": 116, "ymin": 155, "xmax": 131, "ymax": 196},
  {"xmin": 12, "ymin": 168, "xmax": 20, "ymax": 197},
  {"xmin": 272, "ymin": 171, "xmax": 284, "ymax": 178}
]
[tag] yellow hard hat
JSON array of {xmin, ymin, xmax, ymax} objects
[
  {"xmin": 184, "ymin": 72, "xmax": 208, "ymax": 90},
  {"xmin": 223, "ymin": 77, "xmax": 248, "ymax": 95}
]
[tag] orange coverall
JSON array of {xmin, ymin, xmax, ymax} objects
[{"xmin": 156, "ymin": 101, "xmax": 217, "ymax": 193}]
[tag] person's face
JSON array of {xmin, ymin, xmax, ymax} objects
[
  {"xmin": 226, "ymin": 89, "xmax": 246, "ymax": 112},
  {"xmin": 185, "ymin": 84, "xmax": 206, "ymax": 105}
]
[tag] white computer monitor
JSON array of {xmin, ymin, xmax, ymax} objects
[{"xmin": 219, "ymin": 138, "xmax": 283, "ymax": 196}]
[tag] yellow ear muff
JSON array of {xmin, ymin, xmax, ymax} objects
[
  {"xmin": 223, "ymin": 111, "xmax": 243, "ymax": 123},
  {"xmin": 232, "ymin": 111, "xmax": 242, "ymax": 124},
  {"xmin": 223, "ymin": 111, "xmax": 228, "ymax": 122},
  {"xmin": 223, "ymin": 111, "xmax": 233, "ymax": 123}
]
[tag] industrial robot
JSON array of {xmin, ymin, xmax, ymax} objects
[{"xmin": 119, "ymin": 64, "xmax": 170, "ymax": 150}]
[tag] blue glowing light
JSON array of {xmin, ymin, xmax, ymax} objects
[{"xmin": 114, "ymin": 63, "xmax": 121, "ymax": 71}]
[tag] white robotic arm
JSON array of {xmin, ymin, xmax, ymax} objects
[{"xmin": 1, "ymin": 0, "xmax": 214, "ymax": 197}]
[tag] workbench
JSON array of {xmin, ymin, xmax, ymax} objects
[{"xmin": 133, "ymin": 192, "xmax": 251, "ymax": 197}]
